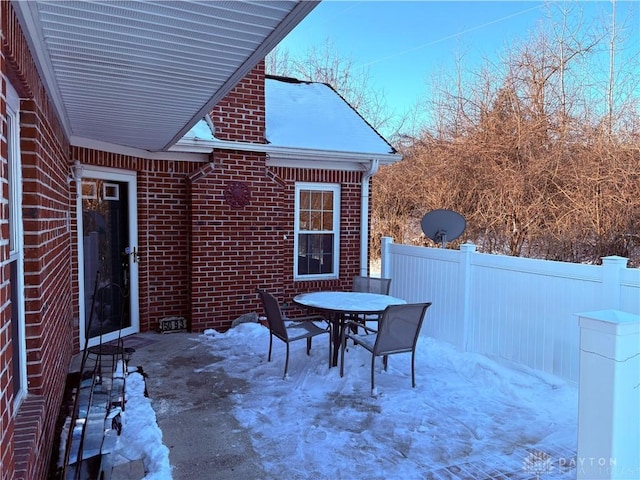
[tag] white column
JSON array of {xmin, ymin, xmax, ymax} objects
[
  {"xmin": 577, "ymin": 310, "xmax": 640, "ymax": 480},
  {"xmin": 381, "ymin": 236, "xmax": 392, "ymax": 280},
  {"xmin": 459, "ymin": 242, "xmax": 476, "ymax": 350},
  {"xmin": 600, "ymin": 256, "xmax": 628, "ymax": 309}
]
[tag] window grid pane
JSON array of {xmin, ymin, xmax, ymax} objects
[
  {"xmin": 322, "ymin": 211, "xmax": 333, "ymax": 230},
  {"xmin": 310, "ymin": 211, "xmax": 321, "ymax": 230},
  {"xmin": 299, "ymin": 210, "xmax": 310, "ymax": 230},
  {"xmin": 297, "ymin": 233, "xmax": 334, "ymax": 275},
  {"xmin": 323, "ymin": 191, "xmax": 333, "ymax": 210},
  {"xmin": 300, "ymin": 189, "xmax": 334, "ymax": 233},
  {"xmin": 310, "ymin": 191, "xmax": 323, "ymax": 209},
  {"xmin": 300, "ymin": 190, "xmax": 310, "ymax": 210}
]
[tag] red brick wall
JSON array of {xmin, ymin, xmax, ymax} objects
[
  {"xmin": 20, "ymin": 98, "xmax": 73, "ymax": 391},
  {"xmin": 190, "ymin": 61, "xmax": 364, "ymax": 327},
  {"xmin": 211, "ymin": 60, "xmax": 266, "ymax": 143},
  {"xmin": 189, "ymin": 159, "xmax": 364, "ymax": 331},
  {"xmin": 70, "ymin": 149, "xmax": 196, "ymax": 335},
  {"xmin": 2, "ymin": 3, "xmax": 75, "ymax": 479},
  {"xmin": 70, "ymin": 148, "xmax": 366, "ymax": 334},
  {"xmin": 189, "ymin": 150, "xmax": 282, "ymax": 330}
]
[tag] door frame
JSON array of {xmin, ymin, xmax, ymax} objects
[{"xmin": 76, "ymin": 165, "xmax": 140, "ymax": 349}]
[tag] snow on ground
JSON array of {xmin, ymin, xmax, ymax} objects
[
  {"xmin": 114, "ymin": 322, "xmax": 577, "ymax": 479},
  {"xmin": 109, "ymin": 371, "xmax": 172, "ymax": 479},
  {"xmin": 112, "ymin": 323, "xmax": 577, "ymax": 480},
  {"xmin": 199, "ymin": 324, "xmax": 576, "ymax": 478}
]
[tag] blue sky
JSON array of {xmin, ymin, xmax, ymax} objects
[{"xmin": 277, "ymin": 1, "xmax": 639, "ymax": 134}]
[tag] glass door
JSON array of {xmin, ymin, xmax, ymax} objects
[{"xmin": 77, "ymin": 167, "xmax": 139, "ymax": 348}]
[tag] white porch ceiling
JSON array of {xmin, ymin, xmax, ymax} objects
[{"xmin": 12, "ymin": 1, "xmax": 318, "ymax": 152}]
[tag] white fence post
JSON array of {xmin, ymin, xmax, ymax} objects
[
  {"xmin": 576, "ymin": 310, "xmax": 640, "ymax": 480},
  {"xmin": 381, "ymin": 236, "xmax": 392, "ymax": 279},
  {"xmin": 600, "ymin": 256, "xmax": 628, "ymax": 309},
  {"xmin": 459, "ymin": 243, "xmax": 476, "ymax": 350}
]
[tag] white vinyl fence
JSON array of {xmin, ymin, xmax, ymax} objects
[{"xmin": 380, "ymin": 237, "xmax": 640, "ymax": 382}]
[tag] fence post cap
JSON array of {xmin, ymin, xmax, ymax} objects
[
  {"xmin": 601, "ymin": 255, "xmax": 628, "ymax": 266},
  {"xmin": 577, "ymin": 309, "xmax": 640, "ymax": 335},
  {"xmin": 460, "ymin": 242, "xmax": 476, "ymax": 252}
]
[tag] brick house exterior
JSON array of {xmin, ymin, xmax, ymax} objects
[{"xmin": 1, "ymin": 3, "xmax": 400, "ymax": 479}]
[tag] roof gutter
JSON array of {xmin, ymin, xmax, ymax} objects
[
  {"xmin": 170, "ymin": 138, "xmax": 402, "ymax": 168},
  {"xmin": 360, "ymin": 159, "xmax": 379, "ymax": 276}
]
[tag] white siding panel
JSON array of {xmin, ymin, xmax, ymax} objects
[
  {"xmin": 621, "ymin": 268, "xmax": 640, "ymax": 313},
  {"xmin": 388, "ymin": 244, "xmax": 464, "ymax": 347}
]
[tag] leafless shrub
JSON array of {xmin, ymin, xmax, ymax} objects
[{"xmin": 372, "ymin": 2, "xmax": 640, "ymax": 267}]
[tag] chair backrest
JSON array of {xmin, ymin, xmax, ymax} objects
[
  {"xmin": 374, "ymin": 303, "xmax": 431, "ymax": 356},
  {"xmin": 352, "ymin": 276, "xmax": 392, "ymax": 295},
  {"xmin": 256, "ymin": 289, "xmax": 288, "ymax": 340}
]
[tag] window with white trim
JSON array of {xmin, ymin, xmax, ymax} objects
[
  {"xmin": 294, "ymin": 183, "xmax": 340, "ymax": 280},
  {"xmin": 6, "ymin": 81, "xmax": 27, "ymax": 407}
]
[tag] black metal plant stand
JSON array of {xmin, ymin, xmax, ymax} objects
[{"xmin": 61, "ymin": 274, "xmax": 131, "ymax": 480}]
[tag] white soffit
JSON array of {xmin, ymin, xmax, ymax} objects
[{"xmin": 12, "ymin": 0, "xmax": 318, "ymax": 152}]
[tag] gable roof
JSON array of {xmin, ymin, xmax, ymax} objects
[
  {"xmin": 178, "ymin": 75, "xmax": 401, "ymax": 167},
  {"xmin": 264, "ymin": 75, "xmax": 396, "ymax": 155}
]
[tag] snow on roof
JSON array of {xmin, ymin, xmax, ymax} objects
[
  {"xmin": 181, "ymin": 76, "xmax": 396, "ymax": 156},
  {"xmin": 182, "ymin": 118, "xmax": 215, "ymax": 142},
  {"xmin": 265, "ymin": 76, "xmax": 395, "ymax": 155}
]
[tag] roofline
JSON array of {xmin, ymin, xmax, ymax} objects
[
  {"xmin": 265, "ymin": 74, "xmax": 311, "ymax": 84},
  {"xmin": 163, "ymin": 2, "xmax": 320, "ymax": 151},
  {"xmin": 13, "ymin": 1, "xmax": 73, "ymax": 137},
  {"xmin": 169, "ymin": 138, "xmax": 403, "ymax": 170},
  {"xmin": 70, "ymin": 136, "xmax": 210, "ymax": 162},
  {"xmin": 264, "ymin": 74, "xmax": 397, "ymax": 155},
  {"xmin": 69, "ymin": 134, "xmax": 404, "ymax": 169}
]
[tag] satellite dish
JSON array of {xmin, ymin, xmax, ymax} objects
[{"xmin": 421, "ymin": 209, "xmax": 466, "ymax": 248}]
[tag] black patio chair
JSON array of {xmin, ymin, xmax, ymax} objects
[
  {"xmin": 256, "ymin": 289, "xmax": 331, "ymax": 379},
  {"xmin": 340, "ymin": 302, "xmax": 432, "ymax": 395},
  {"xmin": 348, "ymin": 276, "xmax": 392, "ymax": 332},
  {"xmin": 352, "ymin": 275, "xmax": 392, "ymax": 296}
]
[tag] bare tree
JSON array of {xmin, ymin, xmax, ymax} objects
[
  {"xmin": 265, "ymin": 44, "xmax": 294, "ymax": 77},
  {"xmin": 372, "ymin": 3, "xmax": 640, "ymax": 266},
  {"xmin": 267, "ymin": 39, "xmax": 397, "ymax": 133}
]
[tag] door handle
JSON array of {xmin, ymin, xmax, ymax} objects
[{"xmin": 125, "ymin": 246, "xmax": 140, "ymax": 263}]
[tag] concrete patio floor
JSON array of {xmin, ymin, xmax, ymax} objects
[
  {"xmin": 120, "ymin": 331, "xmax": 577, "ymax": 480},
  {"xmin": 121, "ymin": 331, "xmax": 265, "ymax": 479}
]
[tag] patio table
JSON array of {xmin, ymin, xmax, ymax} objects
[{"xmin": 293, "ymin": 291, "xmax": 407, "ymax": 367}]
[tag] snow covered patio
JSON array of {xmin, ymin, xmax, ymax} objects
[{"xmin": 115, "ymin": 323, "xmax": 578, "ymax": 480}]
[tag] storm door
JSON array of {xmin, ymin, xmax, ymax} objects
[{"xmin": 77, "ymin": 168, "xmax": 139, "ymax": 348}]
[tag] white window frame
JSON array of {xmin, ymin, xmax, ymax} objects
[
  {"xmin": 6, "ymin": 80, "xmax": 28, "ymax": 408},
  {"xmin": 294, "ymin": 182, "xmax": 340, "ymax": 280}
]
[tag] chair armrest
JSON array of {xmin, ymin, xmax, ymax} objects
[
  {"xmin": 293, "ymin": 314, "xmax": 329, "ymax": 323},
  {"xmin": 295, "ymin": 313, "xmax": 326, "ymax": 320},
  {"xmin": 342, "ymin": 319, "xmax": 378, "ymax": 334}
]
